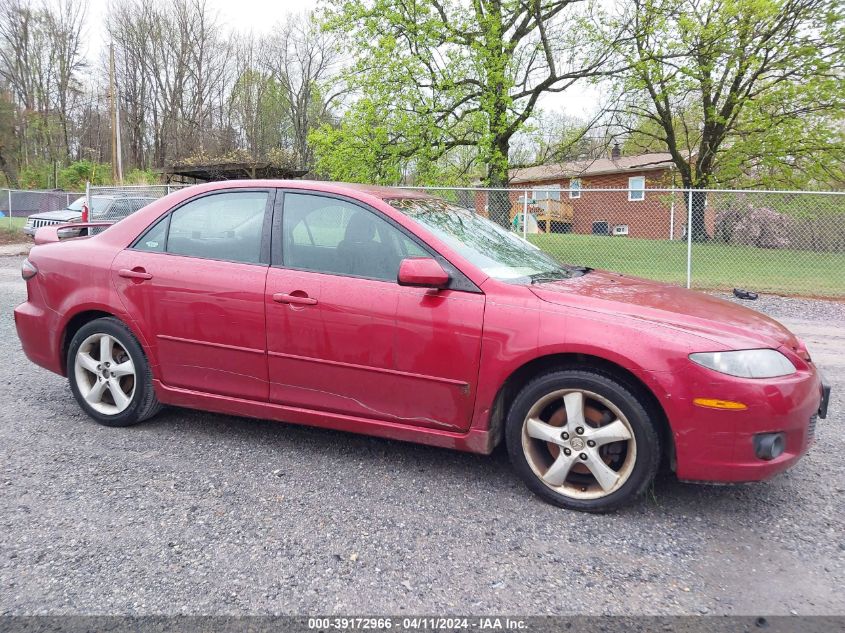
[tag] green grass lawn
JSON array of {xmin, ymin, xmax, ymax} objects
[
  {"xmin": 529, "ymin": 233, "xmax": 845, "ymax": 298},
  {"xmin": 0, "ymin": 217, "xmax": 27, "ymax": 242}
]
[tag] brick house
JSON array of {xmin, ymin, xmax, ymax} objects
[{"xmin": 474, "ymin": 151, "xmax": 714, "ymax": 240}]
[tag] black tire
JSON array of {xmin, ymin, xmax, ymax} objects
[
  {"xmin": 67, "ymin": 316, "xmax": 161, "ymax": 427},
  {"xmin": 505, "ymin": 369, "xmax": 660, "ymax": 513}
]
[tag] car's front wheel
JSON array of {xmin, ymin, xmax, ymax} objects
[
  {"xmin": 67, "ymin": 317, "xmax": 161, "ymax": 426},
  {"xmin": 506, "ymin": 369, "xmax": 660, "ymax": 512}
]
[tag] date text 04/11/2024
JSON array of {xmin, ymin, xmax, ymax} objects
[{"xmin": 307, "ymin": 618, "xmax": 528, "ymax": 630}]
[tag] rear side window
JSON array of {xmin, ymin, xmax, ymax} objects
[
  {"xmin": 135, "ymin": 216, "xmax": 168, "ymax": 252},
  {"xmin": 134, "ymin": 191, "xmax": 268, "ymax": 264}
]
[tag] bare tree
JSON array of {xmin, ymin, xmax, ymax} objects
[
  {"xmin": 263, "ymin": 12, "xmax": 343, "ymax": 169},
  {"xmin": 43, "ymin": 0, "xmax": 86, "ymax": 155},
  {"xmin": 0, "ymin": 0, "xmax": 86, "ymax": 167},
  {"xmin": 0, "ymin": 0, "xmax": 345, "ymax": 181}
]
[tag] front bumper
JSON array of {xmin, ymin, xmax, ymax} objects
[{"xmin": 666, "ymin": 362, "xmax": 827, "ymax": 483}]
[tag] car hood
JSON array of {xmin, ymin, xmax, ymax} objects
[
  {"xmin": 28, "ymin": 209, "xmax": 81, "ymax": 222},
  {"xmin": 531, "ymin": 270, "xmax": 799, "ymax": 350}
]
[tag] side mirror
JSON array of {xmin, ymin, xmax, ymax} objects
[{"xmin": 397, "ymin": 257, "xmax": 450, "ymax": 289}]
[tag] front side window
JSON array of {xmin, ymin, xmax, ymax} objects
[
  {"xmin": 388, "ymin": 198, "xmax": 587, "ymax": 283},
  {"xmin": 282, "ymin": 193, "xmax": 427, "ymax": 281},
  {"xmin": 105, "ymin": 199, "xmax": 131, "ymax": 220},
  {"xmin": 135, "ymin": 191, "xmax": 268, "ymax": 263},
  {"xmin": 89, "ymin": 197, "xmax": 111, "ymax": 218},
  {"xmin": 628, "ymin": 176, "xmax": 645, "ymax": 201},
  {"xmin": 128, "ymin": 198, "xmax": 152, "ymax": 213}
]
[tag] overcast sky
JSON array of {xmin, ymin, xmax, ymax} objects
[{"xmin": 83, "ymin": 0, "xmax": 600, "ymax": 118}]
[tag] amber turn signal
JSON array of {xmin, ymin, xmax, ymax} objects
[{"xmin": 693, "ymin": 398, "xmax": 748, "ymax": 410}]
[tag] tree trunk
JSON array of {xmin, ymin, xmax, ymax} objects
[
  {"xmin": 0, "ymin": 149, "xmax": 18, "ymax": 188},
  {"xmin": 683, "ymin": 188, "xmax": 709, "ymax": 242},
  {"xmin": 486, "ymin": 136, "xmax": 511, "ymax": 228}
]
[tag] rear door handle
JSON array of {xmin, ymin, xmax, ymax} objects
[
  {"xmin": 118, "ymin": 268, "xmax": 153, "ymax": 280},
  {"xmin": 273, "ymin": 292, "xmax": 317, "ymax": 305}
]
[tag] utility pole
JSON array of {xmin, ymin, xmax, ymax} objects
[{"xmin": 108, "ymin": 44, "xmax": 123, "ymax": 184}]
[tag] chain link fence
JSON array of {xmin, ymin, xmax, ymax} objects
[
  {"xmin": 6, "ymin": 182, "xmax": 843, "ymax": 298},
  {"xmin": 401, "ymin": 186, "xmax": 845, "ymax": 298},
  {"xmin": 86, "ymin": 184, "xmax": 190, "ymax": 222},
  {"xmin": 1, "ymin": 188, "xmax": 84, "ymax": 230}
]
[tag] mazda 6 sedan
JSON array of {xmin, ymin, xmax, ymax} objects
[{"xmin": 14, "ymin": 181, "xmax": 830, "ymax": 512}]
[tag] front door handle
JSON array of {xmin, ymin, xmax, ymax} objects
[
  {"xmin": 119, "ymin": 268, "xmax": 153, "ymax": 280},
  {"xmin": 273, "ymin": 292, "xmax": 317, "ymax": 306}
]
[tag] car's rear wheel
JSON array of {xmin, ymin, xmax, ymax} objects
[
  {"xmin": 67, "ymin": 317, "xmax": 161, "ymax": 426},
  {"xmin": 506, "ymin": 369, "xmax": 660, "ymax": 512}
]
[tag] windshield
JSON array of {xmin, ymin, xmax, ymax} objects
[
  {"xmin": 67, "ymin": 196, "xmax": 85, "ymax": 211},
  {"xmin": 388, "ymin": 197, "xmax": 585, "ymax": 283},
  {"xmin": 67, "ymin": 196, "xmax": 111, "ymax": 213}
]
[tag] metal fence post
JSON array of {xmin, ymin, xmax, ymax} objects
[
  {"xmin": 686, "ymin": 188, "xmax": 693, "ymax": 289},
  {"xmin": 522, "ymin": 189, "xmax": 528, "ymax": 239},
  {"xmin": 7, "ymin": 188, "xmax": 11, "ymax": 230},
  {"xmin": 669, "ymin": 189, "xmax": 675, "ymax": 240},
  {"xmin": 166, "ymin": 184, "xmax": 171, "ymax": 195},
  {"xmin": 85, "ymin": 181, "xmax": 90, "ymax": 220}
]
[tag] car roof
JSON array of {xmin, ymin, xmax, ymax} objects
[
  {"xmin": 173, "ymin": 180, "xmax": 434, "ymax": 201},
  {"xmin": 317, "ymin": 182, "xmax": 432, "ymax": 200}
]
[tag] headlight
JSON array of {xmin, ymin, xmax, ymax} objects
[{"xmin": 689, "ymin": 349, "xmax": 796, "ymax": 378}]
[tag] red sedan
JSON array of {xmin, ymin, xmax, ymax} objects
[{"xmin": 14, "ymin": 181, "xmax": 830, "ymax": 512}]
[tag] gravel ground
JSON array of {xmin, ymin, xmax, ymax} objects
[{"xmin": 0, "ymin": 254, "xmax": 843, "ymax": 616}]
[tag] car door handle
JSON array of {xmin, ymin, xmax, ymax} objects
[
  {"xmin": 273, "ymin": 292, "xmax": 317, "ymax": 305},
  {"xmin": 118, "ymin": 268, "xmax": 153, "ymax": 280}
]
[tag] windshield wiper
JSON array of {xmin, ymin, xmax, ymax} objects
[
  {"xmin": 529, "ymin": 271, "xmax": 568, "ymax": 284},
  {"xmin": 529, "ymin": 267, "xmax": 592, "ymax": 284}
]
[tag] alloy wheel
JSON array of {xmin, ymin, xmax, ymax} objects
[
  {"xmin": 521, "ymin": 389, "xmax": 637, "ymax": 499},
  {"xmin": 73, "ymin": 333, "xmax": 136, "ymax": 415}
]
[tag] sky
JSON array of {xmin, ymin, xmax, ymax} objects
[{"xmin": 82, "ymin": 0, "xmax": 601, "ymax": 118}]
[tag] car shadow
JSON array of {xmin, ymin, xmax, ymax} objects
[{"xmin": 136, "ymin": 404, "xmax": 801, "ymax": 516}]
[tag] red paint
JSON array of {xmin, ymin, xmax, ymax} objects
[
  {"xmin": 397, "ymin": 257, "xmax": 450, "ymax": 288},
  {"xmin": 14, "ymin": 180, "xmax": 825, "ymax": 483}
]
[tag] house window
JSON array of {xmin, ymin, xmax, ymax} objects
[
  {"xmin": 569, "ymin": 178, "xmax": 581, "ymax": 199},
  {"xmin": 532, "ymin": 184, "xmax": 561, "ymax": 201},
  {"xmin": 628, "ymin": 176, "xmax": 645, "ymax": 201}
]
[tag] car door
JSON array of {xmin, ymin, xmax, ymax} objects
[
  {"xmin": 265, "ymin": 191, "xmax": 486, "ymax": 432},
  {"xmin": 112, "ymin": 189, "xmax": 273, "ymax": 401}
]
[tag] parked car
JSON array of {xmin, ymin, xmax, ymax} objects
[
  {"xmin": 14, "ymin": 181, "xmax": 830, "ymax": 512},
  {"xmin": 23, "ymin": 195, "xmax": 155, "ymax": 236}
]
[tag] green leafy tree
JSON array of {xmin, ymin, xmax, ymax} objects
[
  {"xmin": 316, "ymin": 0, "xmax": 617, "ymax": 225},
  {"xmin": 606, "ymin": 0, "xmax": 845, "ymax": 239}
]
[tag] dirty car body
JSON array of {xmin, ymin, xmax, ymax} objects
[{"xmin": 14, "ymin": 181, "xmax": 830, "ymax": 511}]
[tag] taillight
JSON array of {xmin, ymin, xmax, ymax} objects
[{"xmin": 21, "ymin": 258, "xmax": 38, "ymax": 280}]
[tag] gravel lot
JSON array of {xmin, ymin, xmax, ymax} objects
[{"xmin": 1, "ymin": 253, "xmax": 843, "ymax": 616}]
